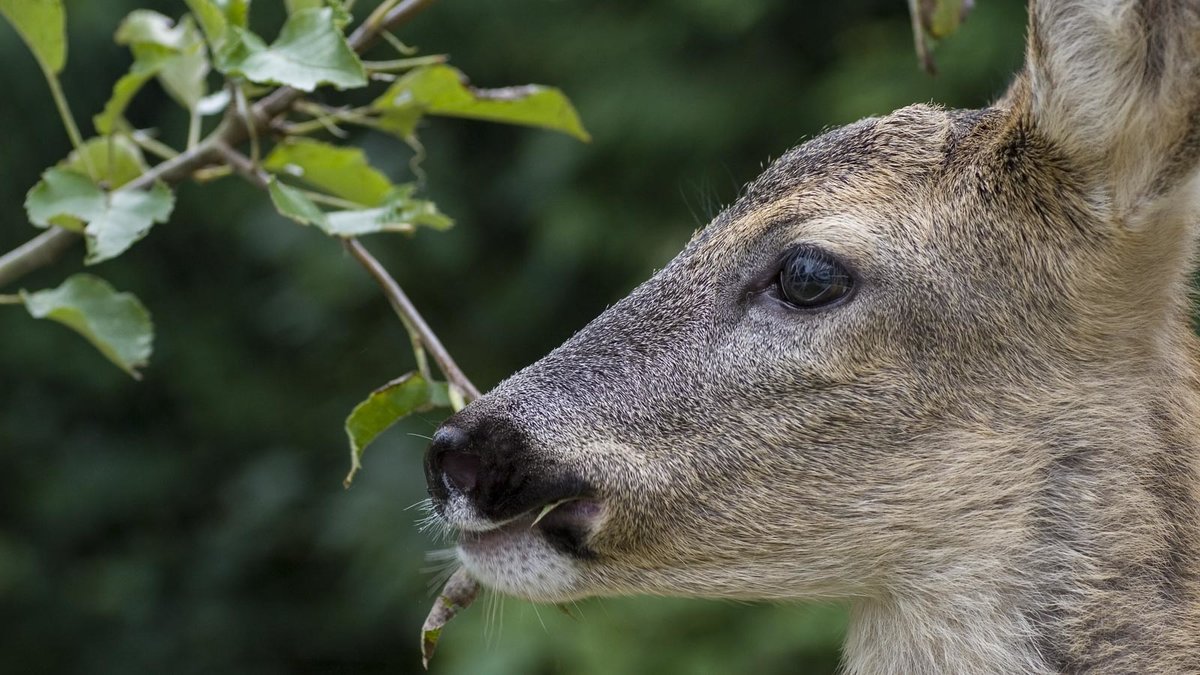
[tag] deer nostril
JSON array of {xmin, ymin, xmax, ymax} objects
[
  {"xmin": 427, "ymin": 426, "xmax": 481, "ymax": 495},
  {"xmin": 441, "ymin": 451, "xmax": 481, "ymax": 493}
]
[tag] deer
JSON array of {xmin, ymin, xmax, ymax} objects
[{"xmin": 421, "ymin": 1, "xmax": 1200, "ymax": 672}]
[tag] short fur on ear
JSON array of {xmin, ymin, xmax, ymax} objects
[{"xmin": 1021, "ymin": 0, "xmax": 1200, "ymax": 224}]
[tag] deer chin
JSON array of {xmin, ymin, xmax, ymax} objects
[{"xmin": 454, "ymin": 499, "xmax": 604, "ymax": 602}]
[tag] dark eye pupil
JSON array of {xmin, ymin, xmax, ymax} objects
[{"xmin": 779, "ymin": 247, "xmax": 852, "ymax": 307}]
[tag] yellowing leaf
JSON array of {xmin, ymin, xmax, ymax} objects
[
  {"xmin": 264, "ymin": 139, "xmax": 393, "ymax": 207},
  {"xmin": 218, "ymin": 7, "xmax": 365, "ymax": 91},
  {"xmin": 344, "ymin": 372, "xmax": 450, "ymax": 486},
  {"xmin": 372, "ymin": 65, "xmax": 590, "ymax": 142},
  {"xmin": 0, "ymin": 0, "xmax": 66, "ymax": 74},
  {"xmin": 21, "ymin": 274, "xmax": 154, "ymax": 379},
  {"xmin": 421, "ymin": 568, "xmax": 480, "ymax": 669}
]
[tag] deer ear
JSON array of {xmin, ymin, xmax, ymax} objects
[{"xmin": 1020, "ymin": 0, "xmax": 1200, "ymax": 222}]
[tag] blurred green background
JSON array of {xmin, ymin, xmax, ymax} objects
[{"xmin": 0, "ymin": 1, "xmax": 1026, "ymax": 673}]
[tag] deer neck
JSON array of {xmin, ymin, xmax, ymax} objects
[
  {"xmin": 842, "ymin": 382, "xmax": 1200, "ymax": 675},
  {"xmin": 843, "ymin": 589, "xmax": 1051, "ymax": 675}
]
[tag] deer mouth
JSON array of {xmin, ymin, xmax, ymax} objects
[
  {"xmin": 458, "ymin": 497, "xmax": 604, "ymax": 560},
  {"xmin": 451, "ymin": 497, "xmax": 604, "ymax": 602}
]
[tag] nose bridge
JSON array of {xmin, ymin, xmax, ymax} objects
[{"xmin": 497, "ymin": 261, "xmax": 719, "ymax": 426}]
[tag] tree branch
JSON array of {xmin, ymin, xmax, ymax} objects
[
  {"xmin": 0, "ymin": 0, "xmax": 440, "ymax": 290},
  {"xmin": 343, "ymin": 238, "xmax": 481, "ymax": 401}
]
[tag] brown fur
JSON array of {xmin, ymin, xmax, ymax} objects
[{"xmin": 425, "ymin": 1, "xmax": 1200, "ymax": 671}]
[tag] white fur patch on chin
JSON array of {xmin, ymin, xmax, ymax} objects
[{"xmin": 456, "ymin": 526, "xmax": 583, "ymax": 602}]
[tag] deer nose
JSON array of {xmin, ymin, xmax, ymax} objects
[
  {"xmin": 427, "ymin": 426, "xmax": 480, "ymax": 494},
  {"xmin": 424, "ymin": 412, "xmax": 592, "ymax": 526}
]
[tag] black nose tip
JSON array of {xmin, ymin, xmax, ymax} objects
[{"xmin": 427, "ymin": 426, "xmax": 479, "ymax": 494}]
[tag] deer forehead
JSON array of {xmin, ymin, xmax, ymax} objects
[{"xmin": 689, "ymin": 105, "xmax": 977, "ymax": 271}]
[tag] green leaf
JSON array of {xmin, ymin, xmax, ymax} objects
[
  {"xmin": 268, "ymin": 178, "xmax": 451, "ymax": 238},
  {"xmin": 282, "ymin": 0, "xmax": 349, "ymax": 26},
  {"xmin": 183, "ymin": 0, "xmax": 227, "ymax": 47},
  {"xmin": 63, "ymin": 136, "xmax": 148, "ymax": 188},
  {"xmin": 183, "ymin": 0, "xmax": 246, "ymax": 46},
  {"xmin": 321, "ymin": 186, "xmax": 452, "ymax": 237},
  {"xmin": 344, "ymin": 372, "xmax": 450, "ymax": 486},
  {"xmin": 218, "ymin": 8, "xmax": 365, "ymax": 92},
  {"xmin": 20, "ymin": 274, "xmax": 154, "ymax": 379},
  {"xmin": 84, "ymin": 183, "xmax": 175, "ymax": 265},
  {"xmin": 264, "ymin": 138, "xmax": 393, "ymax": 207},
  {"xmin": 115, "ymin": 11, "xmax": 209, "ymax": 110},
  {"xmin": 0, "ymin": 0, "xmax": 66, "ymax": 74},
  {"xmin": 267, "ymin": 177, "xmax": 329, "ymax": 228},
  {"xmin": 25, "ymin": 168, "xmax": 175, "ymax": 264},
  {"xmin": 25, "ymin": 169, "xmax": 104, "ymax": 232},
  {"xmin": 285, "ymin": 0, "xmax": 323, "ymax": 14},
  {"xmin": 94, "ymin": 64, "xmax": 160, "ymax": 135},
  {"xmin": 216, "ymin": 0, "xmax": 250, "ymax": 27},
  {"xmin": 372, "ymin": 65, "xmax": 591, "ymax": 142},
  {"xmin": 115, "ymin": 9, "xmax": 187, "ymax": 48}
]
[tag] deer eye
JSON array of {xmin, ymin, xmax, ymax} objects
[{"xmin": 778, "ymin": 246, "xmax": 853, "ymax": 308}]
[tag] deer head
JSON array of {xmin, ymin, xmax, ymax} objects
[{"xmin": 425, "ymin": 1, "xmax": 1200, "ymax": 671}]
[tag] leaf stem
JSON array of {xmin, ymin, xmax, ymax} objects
[
  {"xmin": 0, "ymin": 294, "xmax": 23, "ymax": 305},
  {"xmin": 343, "ymin": 238, "xmax": 480, "ymax": 401},
  {"xmin": 299, "ymin": 189, "xmax": 362, "ymax": 210},
  {"xmin": 130, "ymin": 130, "xmax": 181, "ymax": 160},
  {"xmin": 187, "ymin": 109, "xmax": 202, "ymax": 150},
  {"xmin": 43, "ymin": 69, "xmax": 94, "ymax": 177},
  {"xmin": 362, "ymin": 54, "xmax": 446, "ymax": 72}
]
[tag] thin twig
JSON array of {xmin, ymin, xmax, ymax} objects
[
  {"xmin": 214, "ymin": 142, "xmax": 270, "ymax": 189},
  {"xmin": 216, "ymin": 144, "xmax": 469, "ymax": 395},
  {"xmin": 130, "ymin": 130, "xmax": 181, "ymax": 160},
  {"xmin": 347, "ymin": 0, "xmax": 440, "ymax": 53},
  {"xmin": 343, "ymin": 238, "xmax": 481, "ymax": 401},
  {"xmin": 0, "ymin": 0, "xmax": 441, "ymax": 290}
]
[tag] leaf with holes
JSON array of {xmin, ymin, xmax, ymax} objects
[
  {"xmin": 21, "ymin": 274, "xmax": 154, "ymax": 378},
  {"xmin": 218, "ymin": 7, "xmax": 365, "ymax": 92},
  {"xmin": 372, "ymin": 65, "xmax": 590, "ymax": 141},
  {"xmin": 344, "ymin": 372, "xmax": 450, "ymax": 487},
  {"xmin": 421, "ymin": 567, "xmax": 480, "ymax": 669},
  {"xmin": 0, "ymin": 0, "xmax": 66, "ymax": 74},
  {"xmin": 264, "ymin": 139, "xmax": 393, "ymax": 207}
]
